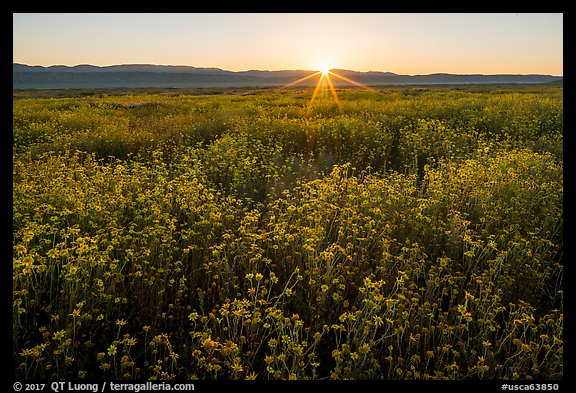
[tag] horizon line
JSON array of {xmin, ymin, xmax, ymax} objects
[{"xmin": 13, "ymin": 62, "xmax": 564, "ymax": 78}]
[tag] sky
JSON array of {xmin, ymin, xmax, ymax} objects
[{"xmin": 13, "ymin": 13, "xmax": 563, "ymax": 76}]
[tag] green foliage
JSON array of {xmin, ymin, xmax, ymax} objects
[{"xmin": 13, "ymin": 86, "xmax": 562, "ymax": 380}]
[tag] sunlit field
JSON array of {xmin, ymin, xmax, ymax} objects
[{"xmin": 13, "ymin": 84, "xmax": 563, "ymax": 380}]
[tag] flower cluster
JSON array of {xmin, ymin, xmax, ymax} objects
[{"xmin": 14, "ymin": 86, "xmax": 562, "ymax": 380}]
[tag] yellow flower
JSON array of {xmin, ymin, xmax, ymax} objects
[
  {"xmin": 358, "ymin": 343, "xmax": 370, "ymax": 354},
  {"xmin": 202, "ymin": 337, "xmax": 218, "ymax": 351},
  {"xmin": 115, "ymin": 319, "xmax": 128, "ymax": 327},
  {"xmin": 52, "ymin": 330, "xmax": 66, "ymax": 341},
  {"xmin": 269, "ymin": 272, "xmax": 278, "ymax": 284},
  {"xmin": 245, "ymin": 371, "xmax": 258, "ymax": 380},
  {"xmin": 107, "ymin": 345, "xmax": 117, "ymax": 356},
  {"xmin": 332, "ymin": 349, "xmax": 342, "ymax": 362}
]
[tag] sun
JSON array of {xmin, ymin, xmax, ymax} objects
[
  {"xmin": 318, "ymin": 64, "xmax": 331, "ymax": 76},
  {"xmin": 277, "ymin": 62, "xmax": 378, "ymax": 117}
]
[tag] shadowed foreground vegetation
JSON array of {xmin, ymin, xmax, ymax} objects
[{"xmin": 13, "ymin": 85, "xmax": 562, "ymax": 380}]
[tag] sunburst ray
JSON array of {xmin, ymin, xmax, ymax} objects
[
  {"xmin": 324, "ymin": 72, "xmax": 342, "ymax": 112},
  {"xmin": 282, "ymin": 66, "xmax": 379, "ymax": 116},
  {"xmin": 327, "ymin": 71, "xmax": 378, "ymax": 92},
  {"xmin": 279, "ymin": 71, "xmax": 322, "ymax": 89},
  {"xmin": 306, "ymin": 73, "xmax": 326, "ymax": 116}
]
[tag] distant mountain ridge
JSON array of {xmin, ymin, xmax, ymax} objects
[
  {"xmin": 13, "ymin": 63, "xmax": 563, "ymax": 89},
  {"xmin": 13, "ymin": 63, "xmax": 233, "ymax": 74}
]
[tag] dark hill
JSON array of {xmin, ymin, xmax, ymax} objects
[{"xmin": 13, "ymin": 63, "xmax": 563, "ymax": 89}]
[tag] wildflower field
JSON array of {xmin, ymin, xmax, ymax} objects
[{"xmin": 13, "ymin": 85, "xmax": 563, "ymax": 380}]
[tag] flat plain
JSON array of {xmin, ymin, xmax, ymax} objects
[{"xmin": 13, "ymin": 84, "xmax": 563, "ymax": 380}]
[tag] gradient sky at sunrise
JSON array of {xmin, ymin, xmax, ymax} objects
[{"xmin": 13, "ymin": 13, "xmax": 563, "ymax": 75}]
